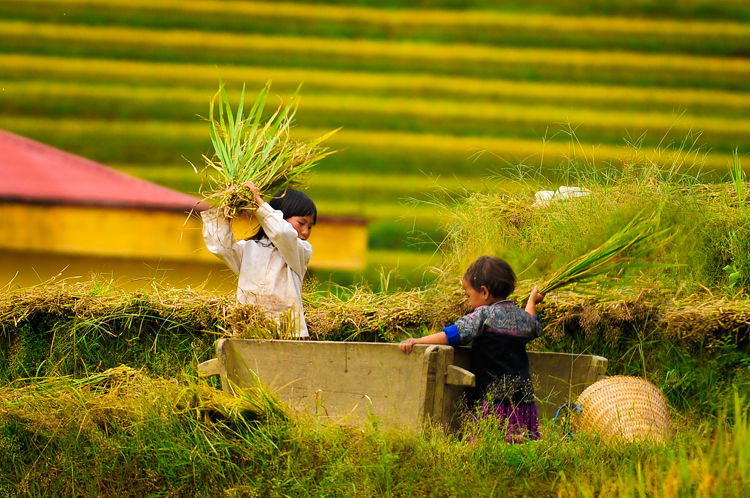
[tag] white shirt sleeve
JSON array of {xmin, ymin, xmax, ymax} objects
[
  {"xmin": 201, "ymin": 207, "xmax": 243, "ymax": 275},
  {"xmin": 255, "ymin": 203, "xmax": 312, "ymax": 277}
]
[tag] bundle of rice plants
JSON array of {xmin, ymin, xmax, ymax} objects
[
  {"xmin": 196, "ymin": 80, "xmax": 339, "ymax": 217},
  {"xmin": 226, "ymin": 304, "xmax": 305, "ymax": 340},
  {"xmin": 522, "ymin": 208, "xmax": 671, "ymax": 302}
]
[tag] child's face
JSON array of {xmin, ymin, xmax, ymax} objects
[
  {"xmin": 287, "ymin": 214, "xmax": 315, "ymax": 241},
  {"xmin": 462, "ymin": 278, "xmax": 497, "ymax": 308}
]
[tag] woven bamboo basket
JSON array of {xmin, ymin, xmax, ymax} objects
[{"xmin": 574, "ymin": 376, "xmax": 672, "ymax": 444}]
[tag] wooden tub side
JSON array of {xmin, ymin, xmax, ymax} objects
[
  {"xmin": 199, "ymin": 340, "xmax": 606, "ymax": 427},
  {"xmin": 199, "ymin": 340, "xmax": 474, "ymax": 430}
]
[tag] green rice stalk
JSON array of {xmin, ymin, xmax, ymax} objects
[
  {"xmin": 198, "ymin": 80, "xmax": 339, "ymax": 217},
  {"xmin": 523, "ymin": 208, "xmax": 672, "ymax": 302},
  {"xmin": 730, "ymin": 148, "xmax": 747, "ymax": 205}
]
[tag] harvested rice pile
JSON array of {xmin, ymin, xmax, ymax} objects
[
  {"xmin": 0, "ymin": 365, "xmax": 288, "ymax": 432},
  {"xmin": 1, "ymin": 281, "xmax": 747, "ymax": 348}
]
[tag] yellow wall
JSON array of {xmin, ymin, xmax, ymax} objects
[
  {"xmin": 0, "ymin": 203, "xmax": 367, "ymax": 290},
  {"xmin": 0, "ymin": 248, "xmax": 240, "ymax": 292}
]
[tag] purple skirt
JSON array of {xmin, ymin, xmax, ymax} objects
[{"xmin": 468, "ymin": 401, "xmax": 541, "ymax": 444}]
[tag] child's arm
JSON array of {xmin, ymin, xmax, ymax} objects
[
  {"xmin": 201, "ymin": 207, "xmax": 243, "ymax": 275},
  {"xmin": 244, "ymin": 181, "xmax": 312, "ymax": 277},
  {"xmin": 399, "ymin": 331, "xmax": 448, "ymax": 354},
  {"xmin": 400, "ymin": 305, "xmax": 494, "ymax": 354},
  {"xmin": 525, "ymin": 285, "xmax": 544, "ymax": 317}
]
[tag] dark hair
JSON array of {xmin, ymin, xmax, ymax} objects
[
  {"xmin": 463, "ymin": 255, "xmax": 516, "ymax": 299},
  {"xmin": 250, "ymin": 188, "xmax": 317, "ymax": 240}
]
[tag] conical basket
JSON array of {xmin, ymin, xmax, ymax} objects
[{"xmin": 574, "ymin": 376, "xmax": 672, "ymax": 444}]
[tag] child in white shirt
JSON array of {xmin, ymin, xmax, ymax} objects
[{"xmin": 201, "ymin": 181, "xmax": 316, "ymax": 337}]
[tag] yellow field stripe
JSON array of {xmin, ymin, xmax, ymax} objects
[
  {"xmin": 10, "ymin": 0, "xmax": 750, "ymax": 40},
  {"xmin": 4, "ymin": 80, "xmax": 749, "ymax": 141},
  {"xmin": 3, "ymin": 54, "xmax": 748, "ymax": 113},
  {"xmin": 3, "ymin": 21, "xmax": 749, "ymax": 77},
  {"xmin": 0, "ymin": 116, "xmax": 735, "ymax": 173}
]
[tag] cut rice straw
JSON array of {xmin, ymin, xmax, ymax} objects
[
  {"xmin": 521, "ymin": 207, "xmax": 672, "ymax": 303},
  {"xmin": 197, "ymin": 79, "xmax": 339, "ymax": 217}
]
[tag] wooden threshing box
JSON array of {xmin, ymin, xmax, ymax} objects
[{"xmin": 199, "ymin": 339, "xmax": 607, "ymax": 430}]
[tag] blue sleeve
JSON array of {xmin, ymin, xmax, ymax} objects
[{"xmin": 442, "ymin": 324, "xmax": 461, "ymax": 346}]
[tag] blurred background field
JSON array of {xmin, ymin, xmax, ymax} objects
[{"xmin": 0, "ymin": 0, "xmax": 748, "ymax": 287}]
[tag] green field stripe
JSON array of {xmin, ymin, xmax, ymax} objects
[
  {"xmin": 318, "ymin": 249, "xmax": 444, "ymax": 289},
  {"xmin": 109, "ymin": 165, "xmax": 447, "ymax": 226},
  {"xmin": 2, "ymin": 0, "xmax": 747, "ymax": 55},
  {"xmin": 1, "ymin": 21, "xmax": 749, "ymax": 89},
  {"xmin": 85, "ymin": 162, "xmax": 446, "ymax": 224},
  {"xmin": 11, "ymin": 0, "xmax": 748, "ymax": 36},
  {"xmin": 2, "ymin": 55, "xmax": 749, "ymax": 116},
  {"xmin": 246, "ymin": 0, "xmax": 750, "ymax": 22},
  {"xmin": 311, "ymin": 200, "xmax": 440, "ymax": 223},
  {"xmin": 0, "ymin": 116, "xmax": 737, "ymax": 176},
  {"xmin": 114, "ymin": 165, "xmax": 520, "ymax": 204},
  {"xmin": 308, "ymin": 171, "xmax": 520, "ymax": 196},
  {"xmin": 114, "ymin": 161, "xmax": 449, "ymax": 251},
  {"xmin": 113, "ymin": 163, "xmax": 529, "ymax": 213},
  {"xmin": 2, "ymin": 80, "xmax": 748, "ymax": 151},
  {"xmin": 366, "ymin": 249, "xmax": 442, "ymax": 270}
]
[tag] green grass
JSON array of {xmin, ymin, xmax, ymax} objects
[
  {"xmin": 437, "ymin": 155, "xmax": 750, "ymax": 299},
  {"xmin": 0, "ymin": 371, "xmax": 747, "ymax": 496},
  {"xmin": 1, "ymin": 276, "xmax": 748, "ymax": 495}
]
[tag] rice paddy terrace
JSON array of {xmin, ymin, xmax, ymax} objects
[{"xmin": 0, "ymin": 0, "xmax": 749, "ymax": 280}]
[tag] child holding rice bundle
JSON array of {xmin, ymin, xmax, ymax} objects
[
  {"xmin": 202, "ymin": 180, "xmax": 316, "ymax": 338},
  {"xmin": 400, "ymin": 255, "xmax": 544, "ymax": 442}
]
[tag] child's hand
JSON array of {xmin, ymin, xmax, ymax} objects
[
  {"xmin": 399, "ymin": 338, "xmax": 419, "ymax": 354},
  {"xmin": 242, "ymin": 181, "xmax": 264, "ymax": 206},
  {"xmin": 530, "ymin": 285, "xmax": 545, "ymax": 304},
  {"xmin": 242, "ymin": 180, "xmax": 260, "ymax": 196}
]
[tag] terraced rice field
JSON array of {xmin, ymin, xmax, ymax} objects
[{"xmin": 0, "ymin": 0, "xmax": 747, "ymax": 279}]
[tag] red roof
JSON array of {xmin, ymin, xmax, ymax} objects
[{"xmin": 0, "ymin": 129, "xmax": 207, "ymax": 212}]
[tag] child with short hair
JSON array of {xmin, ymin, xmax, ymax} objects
[
  {"xmin": 202, "ymin": 181, "xmax": 316, "ymax": 337},
  {"xmin": 400, "ymin": 255, "xmax": 544, "ymax": 442}
]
